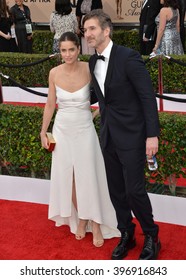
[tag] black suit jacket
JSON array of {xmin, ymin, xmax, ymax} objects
[
  {"xmin": 139, "ymin": 0, "xmax": 162, "ymax": 39},
  {"xmin": 177, "ymin": 0, "xmax": 186, "ymax": 49},
  {"xmin": 90, "ymin": 44, "xmax": 160, "ymax": 150}
]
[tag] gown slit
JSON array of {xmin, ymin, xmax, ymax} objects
[{"xmin": 72, "ymin": 169, "xmax": 78, "ymax": 211}]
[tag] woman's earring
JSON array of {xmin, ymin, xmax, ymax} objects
[{"xmin": 77, "ymin": 57, "xmax": 80, "ymax": 61}]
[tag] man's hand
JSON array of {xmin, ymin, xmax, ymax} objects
[
  {"xmin": 143, "ymin": 36, "xmax": 149, "ymax": 42},
  {"xmin": 146, "ymin": 136, "xmax": 158, "ymax": 157},
  {"xmin": 6, "ymin": 34, "xmax": 11, "ymax": 40}
]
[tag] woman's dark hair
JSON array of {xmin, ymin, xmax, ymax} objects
[
  {"xmin": 0, "ymin": 0, "xmax": 10, "ymax": 19},
  {"xmin": 55, "ymin": 0, "xmax": 72, "ymax": 16},
  {"xmin": 59, "ymin": 31, "xmax": 80, "ymax": 48},
  {"xmin": 163, "ymin": 0, "xmax": 179, "ymax": 9}
]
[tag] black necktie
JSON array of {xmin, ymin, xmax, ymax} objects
[{"xmin": 95, "ymin": 54, "xmax": 105, "ymax": 61}]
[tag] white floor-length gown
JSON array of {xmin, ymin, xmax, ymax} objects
[{"xmin": 48, "ymin": 83, "xmax": 120, "ymax": 238}]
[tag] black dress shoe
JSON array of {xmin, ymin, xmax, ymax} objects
[
  {"xmin": 139, "ymin": 234, "xmax": 161, "ymax": 260},
  {"xmin": 111, "ymin": 231, "xmax": 136, "ymax": 260}
]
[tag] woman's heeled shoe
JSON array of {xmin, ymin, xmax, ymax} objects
[
  {"xmin": 75, "ymin": 232, "xmax": 86, "ymax": 240},
  {"xmin": 93, "ymin": 239, "xmax": 104, "ymax": 247},
  {"xmin": 75, "ymin": 219, "xmax": 88, "ymax": 240},
  {"xmin": 92, "ymin": 221, "xmax": 104, "ymax": 247}
]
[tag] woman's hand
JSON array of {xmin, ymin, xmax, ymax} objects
[
  {"xmin": 92, "ymin": 108, "xmax": 100, "ymax": 120},
  {"xmin": 40, "ymin": 131, "xmax": 49, "ymax": 150},
  {"xmin": 153, "ymin": 44, "xmax": 158, "ymax": 52}
]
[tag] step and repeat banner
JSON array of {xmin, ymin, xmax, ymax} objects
[{"xmin": 7, "ymin": 0, "xmax": 143, "ymax": 24}]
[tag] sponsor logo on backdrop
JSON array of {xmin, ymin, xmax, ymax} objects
[{"xmin": 125, "ymin": 0, "xmax": 142, "ymax": 17}]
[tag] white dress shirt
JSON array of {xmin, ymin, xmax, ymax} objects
[{"xmin": 94, "ymin": 40, "xmax": 113, "ymax": 96}]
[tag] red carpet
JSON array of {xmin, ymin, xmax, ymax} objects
[{"xmin": 0, "ymin": 199, "xmax": 186, "ymax": 260}]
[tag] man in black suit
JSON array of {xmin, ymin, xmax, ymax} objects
[
  {"xmin": 83, "ymin": 9, "xmax": 161, "ymax": 260},
  {"xmin": 139, "ymin": 0, "xmax": 162, "ymax": 55},
  {"xmin": 177, "ymin": 0, "xmax": 186, "ymax": 51}
]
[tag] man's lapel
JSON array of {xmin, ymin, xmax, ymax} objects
[
  {"xmin": 89, "ymin": 44, "xmax": 117, "ymax": 101},
  {"xmin": 142, "ymin": 0, "xmax": 148, "ymax": 9},
  {"xmin": 104, "ymin": 44, "xmax": 117, "ymax": 93},
  {"xmin": 89, "ymin": 54, "xmax": 105, "ymax": 103}
]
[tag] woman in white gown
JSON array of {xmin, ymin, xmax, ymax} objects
[{"xmin": 40, "ymin": 32, "xmax": 120, "ymax": 247}]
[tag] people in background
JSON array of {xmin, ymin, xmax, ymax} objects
[
  {"xmin": 83, "ymin": 9, "xmax": 161, "ymax": 260},
  {"xmin": 40, "ymin": 32, "xmax": 120, "ymax": 247},
  {"xmin": 76, "ymin": 0, "xmax": 103, "ymax": 54},
  {"xmin": 10, "ymin": 0, "xmax": 32, "ymax": 53},
  {"xmin": 50, "ymin": 0, "xmax": 78, "ymax": 54},
  {"xmin": 139, "ymin": 0, "xmax": 162, "ymax": 55},
  {"xmin": 0, "ymin": 0, "xmax": 18, "ymax": 52},
  {"xmin": 153, "ymin": 0, "xmax": 184, "ymax": 55}
]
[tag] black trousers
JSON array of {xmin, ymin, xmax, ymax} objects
[{"xmin": 102, "ymin": 138, "xmax": 159, "ymax": 238}]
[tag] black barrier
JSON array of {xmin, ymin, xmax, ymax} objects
[
  {"xmin": 166, "ymin": 56, "xmax": 186, "ymax": 67},
  {"xmin": 1, "ymin": 73, "xmax": 186, "ymax": 103},
  {"xmin": 155, "ymin": 93, "xmax": 186, "ymax": 103},
  {"xmin": 0, "ymin": 53, "xmax": 186, "ymax": 104},
  {"xmin": 145, "ymin": 53, "xmax": 186, "ymax": 67},
  {"xmin": 0, "ymin": 54, "xmax": 58, "ymax": 68},
  {"xmin": 0, "ymin": 74, "xmax": 47, "ymax": 97},
  {"xmin": 145, "ymin": 53, "xmax": 186, "ymax": 108}
]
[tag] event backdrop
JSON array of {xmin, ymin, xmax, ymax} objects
[{"xmin": 7, "ymin": 0, "xmax": 143, "ymax": 24}]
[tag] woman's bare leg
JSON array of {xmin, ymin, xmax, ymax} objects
[
  {"xmin": 72, "ymin": 172, "xmax": 88, "ymax": 240},
  {"xmin": 72, "ymin": 173, "xmax": 77, "ymax": 210},
  {"xmin": 75, "ymin": 219, "xmax": 88, "ymax": 240}
]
